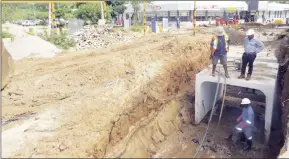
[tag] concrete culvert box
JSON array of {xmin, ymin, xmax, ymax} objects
[{"xmin": 195, "ymin": 63, "xmax": 278, "ymax": 144}]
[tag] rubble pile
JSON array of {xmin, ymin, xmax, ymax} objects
[{"xmin": 73, "ymin": 24, "xmax": 133, "ymax": 50}]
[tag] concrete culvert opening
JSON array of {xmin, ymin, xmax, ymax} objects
[{"xmin": 194, "ymin": 81, "xmax": 282, "ymax": 158}]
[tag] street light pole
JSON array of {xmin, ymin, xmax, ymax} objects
[{"xmin": 193, "ymin": 0, "xmax": 196, "ymax": 36}]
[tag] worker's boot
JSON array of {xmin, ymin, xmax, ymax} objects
[
  {"xmin": 223, "ymin": 65, "xmax": 230, "ymax": 78},
  {"xmin": 238, "ymin": 73, "xmax": 245, "ymax": 79},
  {"xmin": 239, "ymin": 133, "xmax": 246, "ymax": 143},
  {"xmin": 246, "ymin": 74, "xmax": 251, "ymax": 81},
  {"xmin": 243, "ymin": 139, "xmax": 252, "ymax": 151},
  {"xmin": 212, "ymin": 65, "xmax": 216, "ymax": 77},
  {"xmin": 225, "ymin": 134, "xmax": 233, "ymax": 141}
]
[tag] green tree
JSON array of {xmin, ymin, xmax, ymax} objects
[
  {"xmin": 75, "ymin": 3, "xmax": 101, "ymax": 25},
  {"xmin": 108, "ymin": 1, "xmax": 127, "ymax": 18},
  {"xmin": 131, "ymin": 1, "xmax": 141, "ymax": 26},
  {"xmin": 55, "ymin": 3, "xmax": 76, "ymax": 19},
  {"xmin": 2, "ymin": 4, "xmax": 14, "ymax": 22},
  {"xmin": 130, "ymin": 1, "xmax": 150, "ymax": 26},
  {"xmin": 35, "ymin": 12, "xmax": 49, "ymax": 19}
]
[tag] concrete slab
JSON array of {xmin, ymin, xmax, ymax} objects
[{"xmin": 195, "ymin": 58, "xmax": 278, "ymax": 143}]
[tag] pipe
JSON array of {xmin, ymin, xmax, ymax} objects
[
  {"xmin": 217, "ymin": 74, "xmax": 227, "ymax": 128},
  {"xmin": 193, "ymin": 66, "xmax": 221, "ymax": 158}
]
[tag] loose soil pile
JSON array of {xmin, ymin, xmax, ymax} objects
[
  {"xmin": 2, "ymin": 32, "xmax": 211, "ymax": 158},
  {"xmin": 224, "ymin": 27, "xmax": 246, "ymax": 45}
]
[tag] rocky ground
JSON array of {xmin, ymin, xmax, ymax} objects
[{"xmin": 73, "ymin": 24, "xmax": 141, "ymax": 50}]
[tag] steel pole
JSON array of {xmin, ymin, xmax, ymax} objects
[
  {"xmin": 143, "ymin": 0, "xmax": 147, "ymax": 35},
  {"xmin": 51, "ymin": 3, "xmax": 57, "ymax": 33},
  {"xmin": 48, "ymin": 3, "xmax": 51, "ymax": 29},
  {"xmin": 193, "ymin": 0, "xmax": 196, "ymax": 36},
  {"xmin": 100, "ymin": 1, "xmax": 104, "ymax": 20}
]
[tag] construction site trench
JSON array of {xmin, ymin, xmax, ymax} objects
[{"xmin": 2, "ymin": 26, "xmax": 289, "ymax": 158}]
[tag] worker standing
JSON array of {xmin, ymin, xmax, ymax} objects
[
  {"xmin": 210, "ymin": 26, "xmax": 230, "ymax": 78},
  {"xmin": 227, "ymin": 98, "xmax": 255, "ymax": 151},
  {"xmin": 238, "ymin": 29, "xmax": 264, "ymax": 80}
]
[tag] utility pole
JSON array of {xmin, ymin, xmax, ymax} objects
[
  {"xmin": 143, "ymin": 0, "xmax": 146, "ymax": 35},
  {"xmin": 51, "ymin": 3, "xmax": 56, "ymax": 28},
  {"xmin": 33, "ymin": 3, "xmax": 36, "ymax": 20},
  {"xmin": 48, "ymin": 2, "xmax": 52, "ymax": 34},
  {"xmin": 100, "ymin": 1, "xmax": 104, "ymax": 20},
  {"xmin": 193, "ymin": 0, "xmax": 196, "ymax": 36},
  {"xmin": 103, "ymin": 2, "xmax": 107, "ymax": 22}
]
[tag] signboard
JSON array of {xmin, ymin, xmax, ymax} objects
[
  {"xmin": 196, "ymin": 5, "xmax": 244, "ymax": 11},
  {"xmin": 247, "ymin": 0, "xmax": 259, "ymax": 11},
  {"xmin": 196, "ymin": 4, "xmax": 220, "ymax": 10},
  {"xmin": 226, "ymin": 7, "xmax": 237, "ymax": 12}
]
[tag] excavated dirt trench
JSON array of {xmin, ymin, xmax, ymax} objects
[
  {"xmin": 2, "ymin": 32, "xmax": 215, "ymax": 158},
  {"xmin": 3, "ymin": 28, "xmax": 284, "ymax": 158},
  {"xmin": 4, "ymin": 26, "xmax": 289, "ymax": 158}
]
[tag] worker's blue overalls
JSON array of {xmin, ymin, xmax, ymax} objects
[{"xmin": 234, "ymin": 105, "xmax": 254, "ymax": 144}]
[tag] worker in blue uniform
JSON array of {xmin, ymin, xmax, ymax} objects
[{"xmin": 227, "ymin": 98, "xmax": 255, "ymax": 151}]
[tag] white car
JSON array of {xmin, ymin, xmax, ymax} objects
[
  {"xmin": 22, "ymin": 20, "xmax": 36, "ymax": 26},
  {"xmin": 28, "ymin": 21, "xmax": 36, "ymax": 26},
  {"xmin": 21, "ymin": 20, "xmax": 29, "ymax": 26}
]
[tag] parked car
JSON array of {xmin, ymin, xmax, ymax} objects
[
  {"xmin": 28, "ymin": 21, "xmax": 36, "ymax": 26},
  {"xmin": 21, "ymin": 20, "xmax": 29, "ymax": 26},
  {"xmin": 21, "ymin": 20, "xmax": 36, "ymax": 26}
]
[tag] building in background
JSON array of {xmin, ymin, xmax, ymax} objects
[{"xmin": 123, "ymin": 1, "xmax": 289, "ymax": 24}]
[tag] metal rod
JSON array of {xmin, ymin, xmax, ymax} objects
[
  {"xmin": 143, "ymin": 0, "xmax": 147, "ymax": 35},
  {"xmin": 193, "ymin": 0, "xmax": 196, "ymax": 36}
]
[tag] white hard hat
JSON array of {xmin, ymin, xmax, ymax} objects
[
  {"xmin": 246, "ymin": 29, "xmax": 255, "ymax": 35},
  {"xmin": 241, "ymin": 98, "xmax": 251, "ymax": 105},
  {"xmin": 216, "ymin": 26, "xmax": 225, "ymax": 36}
]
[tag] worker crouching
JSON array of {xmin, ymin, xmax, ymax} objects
[
  {"xmin": 210, "ymin": 26, "xmax": 230, "ymax": 78},
  {"xmin": 227, "ymin": 98, "xmax": 255, "ymax": 151}
]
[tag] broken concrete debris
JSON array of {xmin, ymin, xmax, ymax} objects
[{"xmin": 73, "ymin": 24, "xmax": 133, "ymax": 50}]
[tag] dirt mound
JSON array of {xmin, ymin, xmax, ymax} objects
[
  {"xmin": 224, "ymin": 27, "xmax": 245, "ymax": 45},
  {"xmin": 2, "ymin": 32, "xmax": 210, "ymax": 158},
  {"xmin": 276, "ymin": 30, "xmax": 289, "ymax": 158},
  {"xmin": 1, "ymin": 40, "xmax": 15, "ymax": 90},
  {"xmin": 275, "ymin": 34, "xmax": 289, "ymax": 66}
]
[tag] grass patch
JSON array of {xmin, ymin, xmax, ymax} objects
[
  {"xmin": 2, "ymin": 31, "xmax": 13, "ymax": 38},
  {"xmin": 39, "ymin": 31, "xmax": 75, "ymax": 50},
  {"xmin": 130, "ymin": 25, "xmax": 144, "ymax": 32}
]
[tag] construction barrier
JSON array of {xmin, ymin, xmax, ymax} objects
[
  {"xmin": 28, "ymin": 28, "xmax": 34, "ymax": 35},
  {"xmin": 274, "ymin": 19, "xmax": 283, "ymax": 25},
  {"xmin": 158, "ymin": 24, "xmax": 163, "ymax": 32}
]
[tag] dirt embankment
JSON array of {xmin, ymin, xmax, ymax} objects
[
  {"xmin": 2, "ymin": 32, "xmax": 210, "ymax": 158},
  {"xmin": 275, "ymin": 32, "xmax": 289, "ymax": 158}
]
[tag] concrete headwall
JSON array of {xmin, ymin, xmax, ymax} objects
[{"xmin": 195, "ymin": 79, "xmax": 224, "ymax": 124}]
